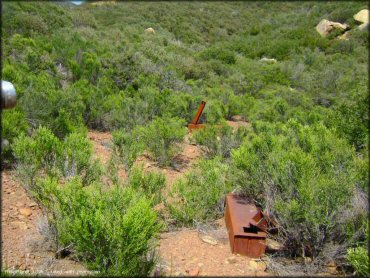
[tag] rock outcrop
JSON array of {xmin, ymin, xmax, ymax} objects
[
  {"xmin": 354, "ymin": 9, "xmax": 369, "ymax": 24},
  {"xmin": 315, "ymin": 19, "xmax": 349, "ymax": 37}
]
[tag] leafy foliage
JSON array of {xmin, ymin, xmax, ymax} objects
[
  {"xmin": 127, "ymin": 166, "xmax": 166, "ymax": 205},
  {"xmin": 36, "ymin": 177, "xmax": 161, "ymax": 276},
  {"xmin": 12, "ymin": 126, "xmax": 102, "ymax": 190},
  {"xmin": 230, "ymin": 119, "xmax": 367, "ymax": 256},
  {"xmin": 347, "ymin": 246, "xmax": 369, "ymax": 277},
  {"xmin": 113, "ymin": 117, "xmax": 186, "ymax": 168},
  {"xmin": 168, "ymin": 158, "xmax": 230, "ymax": 225},
  {"xmin": 193, "ymin": 123, "xmax": 248, "ymax": 158}
]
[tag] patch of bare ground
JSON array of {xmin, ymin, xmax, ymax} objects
[
  {"xmin": 134, "ymin": 134, "xmax": 202, "ymax": 189},
  {"xmin": 157, "ymin": 217, "xmax": 271, "ymax": 276},
  {"xmin": 227, "ymin": 115, "xmax": 252, "ymax": 129},
  {"xmin": 1, "ymin": 170, "xmax": 89, "ymax": 276}
]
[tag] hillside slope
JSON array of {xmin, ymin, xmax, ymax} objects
[{"xmin": 2, "ymin": 1, "xmax": 368, "ymax": 276}]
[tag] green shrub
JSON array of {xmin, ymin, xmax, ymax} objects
[
  {"xmin": 199, "ymin": 46, "xmax": 236, "ymax": 64},
  {"xmin": 327, "ymin": 91, "xmax": 369, "ymax": 150},
  {"xmin": 168, "ymin": 158, "xmax": 231, "ymax": 225},
  {"xmin": 13, "ymin": 127, "xmax": 63, "ymax": 189},
  {"xmin": 12, "ymin": 127, "xmax": 102, "ymax": 191},
  {"xmin": 112, "ymin": 128, "xmax": 144, "ymax": 170},
  {"xmin": 230, "ymin": 119, "xmax": 363, "ymax": 256},
  {"xmin": 137, "ymin": 117, "xmax": 187, "ymax": 166},
  {"xmin": 1, "ymin": 108, "xmax": 29, "ymax": 163},
  {"xmin": 113, "ymin": 117, "xmax": 186, "ymax": 168},
  {"xmin": 37, "ymin": 177, "xmax": 162, "ymax": 276},
  {"xmin": 347, "ymin": 247, "xmax": 369, "ymax": 277},
  {"xmin": 18, "ymin": 73, "xmax": 87, "ymax": 138},
  {"xmin": 127, "ymin": 166, "xmax": 166, "ymax": 205},
  {"xmin": 193, "ymin": 123, "xmax": 248, "ymax": 159}
]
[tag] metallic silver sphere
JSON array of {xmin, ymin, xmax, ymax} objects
[{"xmin": 2, "ymin": 80, "xmax": 17, "ymax": 109}]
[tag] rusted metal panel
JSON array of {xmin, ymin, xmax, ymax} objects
[
  {"xmin": 225, "ymin": 193, "xmax": 267, "ymax": 257},
  {"xmin": 188, "ymin": 101, "xmax": 206, "ymax": 132}
]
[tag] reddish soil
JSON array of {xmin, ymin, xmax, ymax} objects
[
  {"xmin": 1, "ymin": 170, "xmax": 89, "ymax": 276},
  {"xmin": 134, "ymin": 134, "xmax": 202, "ymax": 188},
  {"xmin": 87, "ymin": 131, "xmax": 113, "ymax": 165},
  {"xmin": 87, "ymin": 130, "xmax": 127, "ymax": 181},
  {"xmin": 158, "ymin": 218, "xmax": 271, "ymax": 276}
]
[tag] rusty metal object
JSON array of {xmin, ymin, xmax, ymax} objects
[
  {"xmin": 188, "ymin": 101, "xmax": 206, "ymax": 132},
  {"xmin": 225, "ymin": 193, "xmax": 267, "ymax": 257}
]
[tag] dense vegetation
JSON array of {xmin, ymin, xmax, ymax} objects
[{"xmin": 2, "ymin": 1, "xmax": 368, "ymax": 276}]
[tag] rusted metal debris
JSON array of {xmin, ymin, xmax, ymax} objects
[
  {"xmin": 225, "ymin": 193, "xmax": 267, "ymax": 258},
  {"xmin": 188, "ymin": 101, "xmax": 206, "ymax": 132}
]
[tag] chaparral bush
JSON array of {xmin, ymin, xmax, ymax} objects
[
  {"xmin": 36, "ymin": 177, "xmax": 162, "ymax": 276},
  {"xmin": 230, "ymin": 119, "xmax": 368, "ymax": 257},
  {"xmin": 168, "ymin": 158, "xmax": 231, "ymax": 225}
]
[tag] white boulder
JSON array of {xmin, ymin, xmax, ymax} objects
[
  {"xmin": 144, "ymin": 27, "xmax": 155, "ymax": 34},
  {"xmin": 354, "ymin": 9, "xmax": 369, "ymax": 24}
]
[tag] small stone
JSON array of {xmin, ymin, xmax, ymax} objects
[
  {"xmin": 197, "ymin": 263, "xmax": 204, "ymax": 267},
  {"xmin": 227, "ymin": 256, "xmax": 237, "ymax": 264},
  {"xmin": 19, "ymin": 208, "xmax": 32, "ymax": 217},
  {"xmin": 326, "ymin": 260, "xmax": 336, "ymax": 267},
  {"xmin": 247, "ymin": 260, "xmax": 267, "ymax": 272},
  {"xmin": 260, "ymin": 57, "xmax": 277, "ymax": 63},
  {"xmin": 266, "ymin": 238, "xmax": 284, "ymax": 252},
  {"xmin": 231, "ymin": 115, "xmax": 244, "ymax": 121},
  {"xmin": 200, "ymin": 235, "xmax": 218, "ymax": 245},
  {"xmin": 28, "ymin": 202, "xmax": 37, "ymax": 207},
  {"xmin": 144, "ymin": 27, "xmax": 155, "ymax": 34},
  {"xmin": 326, "ymin": 266, "xmax": 337, "ymax": 274},
  {"xmin": 188, "ymin": 267, "xmax": 200, "ymax": 276}
]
